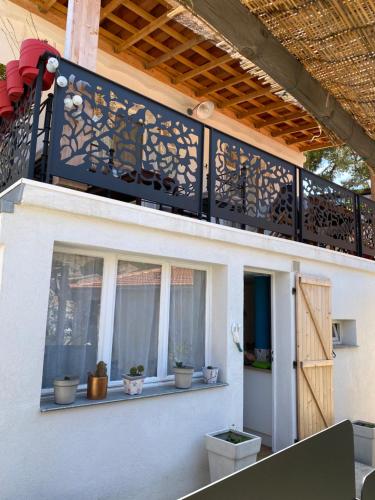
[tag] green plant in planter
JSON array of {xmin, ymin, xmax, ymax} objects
[
  {"xmin": 0, "ymin": 64, "xmax": 5, "ymax": 81},
  {"xmin": 129, "ymin": 365, "xmax": 144, "ymax": 377},
  {"xmin": 94, "ymin": 360, "xmax": 107, "ymax": 378},
  {"xmin": 225, "ymin": 431, "xmax": 250, "ymax": 444},
  {"xmin": 175, "ymin": 361, "xmax": 186, "ymax": 368}
]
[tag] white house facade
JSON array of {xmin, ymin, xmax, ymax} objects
[{"xmin": 1, "ymin": 2, "xmax": 375, "ymax": 499}]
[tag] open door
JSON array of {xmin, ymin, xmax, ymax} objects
[{"xmin": 296, "ymin": 274, "xmax": 334, "ymax": 440}]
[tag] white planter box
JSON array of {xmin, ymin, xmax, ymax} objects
[
  {"xmin": 202, "ymin": 366, "xmax": 219, "ymax": 384},
  {"xmin": 353, "ymin": 421, "xmax": 375, "ymax": 466},
  {"xmin": 205, "ymin": 429, "xmax": 262, "ymax": 482},
  {"xmin": 123, "ymin": 375, "xmax": 145, "ymax": 395}
]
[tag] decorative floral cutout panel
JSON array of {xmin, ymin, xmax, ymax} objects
[
  {"xmin": 49, "ymin": 60, "xmax": 203, "ymax": 211},
  {"xmin": 210, "ymin": 129, "xmax": 296, "ymax": 236}
]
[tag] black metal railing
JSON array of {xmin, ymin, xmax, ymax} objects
[{"xmin": 0, "ymin": 56, "xmax": 374, "ymax": 260}]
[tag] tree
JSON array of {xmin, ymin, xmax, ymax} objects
[{"xmin": 304, "ymin": 145, "xmax": 371, "ymax": 194}]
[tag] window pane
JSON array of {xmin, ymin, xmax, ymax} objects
[
  {"xmin": 168, "ymin": 267, "xmax": 206, "ymax": 374},
  {"xmin": 111, "ymin": 261, "xmax": 161, "ymax": 380},
  {"xmin": 42, "ymin": 252, "xmax": 103, "ymax": 389}
]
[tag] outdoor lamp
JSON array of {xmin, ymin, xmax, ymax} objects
[{"xmin": 187, "ymin": 100, "xmax": 215, "ymax": 120}]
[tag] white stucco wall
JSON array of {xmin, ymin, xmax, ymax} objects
[
  {"xmin": 0, "ymin": 180, "xmax": 375, "ymax": 500},
  {"xmin": 0, "ymin": 0, "xmax": 305, "ymax": 168}
]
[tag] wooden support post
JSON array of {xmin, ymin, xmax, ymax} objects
[{"xmin": 64, "ymin": 0, "xmax": 101, "ymax": 71}]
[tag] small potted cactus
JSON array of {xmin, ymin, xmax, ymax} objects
[
  {"xmin": 173, "ymin": 361, "xmax": 194, "ymax": 389},
  {"xmin": 123, "ymin": 365, "xmax": 145, "ymax": 395},
  {"xmin": 202, "ymin": 366, "xmax": 219, "ymax": 384},
  {"xmin": 87, "ymin": 361, "xmax": 108, "ymax": 400},
  {"xmin": 53, "ymin": 375, "xmax": 79, "ymax": 405}
]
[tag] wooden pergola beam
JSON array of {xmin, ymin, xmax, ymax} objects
[
  {"xmin": 254, "ymin": 110, "xmax": 309, "ymax": 129},
  {"xmin": 272, "ymin": 122, "xmax": 319, "ymax": 138},
  {"xmin": 172, "ymin": 54, "xmax": 232, "ymax": 84},
  {"xmin": 178, "ymin": 0, "xmax": 375, "ymax": 169},
  {"xmin": 114, "ymin": 5, "xmax": 185, "ymax": 53},
  {"xmin": 218, "ymin": 86, "xmax": 271, "ymax": 109},
  {"xmin": 144, "ymin": 35, "xmax": 204, "ymax": 69}
]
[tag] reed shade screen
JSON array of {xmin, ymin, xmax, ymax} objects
[
  {"xmin": 21, "ymin": 0, "xmax": 334, "ymax": 152},
  {"xmin": 242, "ymin": 0, "xmax": 375, "ymax": 141}
]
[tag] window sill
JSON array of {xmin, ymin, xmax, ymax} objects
[
  {"xmin": 40, "ymin": 380, "xmax": 228, "ymax": 412},
  {"xmin": 333, "ymin": 344, "xmax": 359, "ymax": 349}
]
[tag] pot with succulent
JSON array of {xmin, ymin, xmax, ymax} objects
[
  {"xmin": 173, "ymin": 361, "xmax": 194, "ymax": 389},
  {"xmin": 205, "ymin": 427, "xmax": 262, "ymax": 482},
  {"xmin": 53, "ymin": 375, "xmax": 80, "ymax": 405},
  {"xmin": 0, "ymin": 63, "xmax": 13, "ymax": 119},
  {"xmin": 87, "ymin": 361, "xmax": 108, "ymax": 400},
  {"xmin": 202, "ymin": 366, "xmax": 219, "ymax": 384},
  {"xmin": 123, "ymin": 365, "xmax": 145, "ymax": 395}
]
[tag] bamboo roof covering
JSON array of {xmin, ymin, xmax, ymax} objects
[
  {"xmin": 242, "ymin": 0, "xmax": 375, "ymax": 141},
  {"xmin": 11, "ymin": 0, "xmax": 337, "ymax": 152}
]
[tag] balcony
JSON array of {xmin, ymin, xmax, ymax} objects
[{"xmin": 0, "ymin": 57, "xmax": 374, "ymax": 260}]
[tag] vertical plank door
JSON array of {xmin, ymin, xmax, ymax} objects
[{"xmin": 296, "ymin": 274, "xmax": 334, "ymax": 440}]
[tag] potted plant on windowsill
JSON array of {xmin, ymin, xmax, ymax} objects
[
  {"xmin": 87, "ymin": 361, "xmax": 108, "ymax": 400},
  {"xmin": 53, "ymin": 375, "xmax": 80, "ymax": 405},
  {"xmin": 205, "ymin": 427, "xmax": 262, "ymax": 482},
  {"xmin": 202, "ymin": 366, "xmax": 219, "ymax": 384},
  {"xmin": 6, "ymin": 60, "xmax": 24, "ymax": 102},
  {"xmin": 19, "ymin": 38, "xmax": 60, "ymax": 90},
  {"xmin": 173, "ymin": 361, "xmax": 194, "ymax": 389},
  {"xmin": 123, "ymin": 365, "xmax": 145, "ymax": 395}
]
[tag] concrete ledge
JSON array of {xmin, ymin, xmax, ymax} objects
[
  {"xmin": 40, "ymin": 380, "xmax": 228, "ymax": 412},
  {"xmin": 2, "ymin": 179, "xmax": 375, "ymax": 273}
]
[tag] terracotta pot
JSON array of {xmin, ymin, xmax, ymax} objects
[
  {"xmin": 19, "ymin": 38, "xmax": 60, "ymax": 90},
  {"xmin": 87, "ymin": 374, "xmax": 108, "ymax": 400},
  {"xmin": 6, "ymin": 60, "xmax": 24, "ymax": 102},
  {"xmin": 0, "ymin": 81, "xmax": 14, "ymax": 119}
]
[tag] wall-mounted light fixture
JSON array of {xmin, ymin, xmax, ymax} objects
[{"xmin": 187, "ymin": 100, "xmax": 215, "ymax": 120}]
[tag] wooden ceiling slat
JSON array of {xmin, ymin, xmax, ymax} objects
[
  {"xmin": 144, "ymin": 35, "xmax": 204, "ymax": 69},
  {"xmin": 172, "ymin": 54, "xmax": 233, "ymax": 84},
  {"xmin": 238, "ymin": 100, "xmax": 292, "ymax": 119},
  {"xmin": 218, "ymin": 86, "xmax": 271, "ymax": 108},
  {"xmin": 254, "ymin": 110, "xmax": 309, "ymax": 129},
  {"xmin": 115, "ymin": 5, "xmax": 185, "ymax": 53},
  {"xmin": 38, "ymin": 0, "xmax": 58, "ymax": 12},
  {"xmin": 100, "ymin": 0, "xmax": 123, "ymax": 22},
  {"xmin": 271, "ymin": 122, "xmax": 319, "ymax": 138},
  {"xmin": 195, "ymin": 74, "xmax": 252, "ymax": 97},
  {"xmin": 299, "ymin": 141, "xmax": 333, "ymax": 152},
  {"xmin": 286, "ymin": 135, "xmax": 323, "ymax": 146}
]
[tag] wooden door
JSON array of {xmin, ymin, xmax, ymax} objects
[{"xmin": 296, "ymin": 274, "xmax": 334, "ymax": 440}]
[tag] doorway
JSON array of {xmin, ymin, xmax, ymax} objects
[{"xmin": 243, "ymin": 271, "xmax": 273, "ymax": 451}]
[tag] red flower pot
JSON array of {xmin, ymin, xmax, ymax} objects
[
  {"xmin": 19, "ymin": 39, "xmax": 60, "ymax": 90},
  {"xmin": 6, "ymin": 60, "xmax": 24, "ymax": 102},
  {"xmin": 0, "ymin": 81, "xmax": 14, "ymax": 119}
]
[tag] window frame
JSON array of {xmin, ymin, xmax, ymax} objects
[
  {"xmin": 42, "ymin": 245, "xmax": 211, "ymax": 393},
  {"xmin": 332, "ymin": 320, "xmax": 342, "ymax": 345}
]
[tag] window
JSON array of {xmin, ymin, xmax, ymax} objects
[
  {"xmin": 42, "ymin": 252, "xmax": 103, "ymax": 389},
  {"xmin": 43, "ymin": 250, "xmax": 208, "ymax": 389}
]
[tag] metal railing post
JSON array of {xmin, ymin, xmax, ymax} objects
[
  {"xmin": 298, "ymin": 167, "xmax": 304, "ymax": 242},
  {"xmin": 40, "ymin": 93, "xmax": 54, "ymax": 182},
  {"xmin": 27, "ymin": 60, "xmax": 45, "ymax": 181},
  {"xmin": 355, "ymin": 194, "xmax": 363, "ymax": 257}
]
